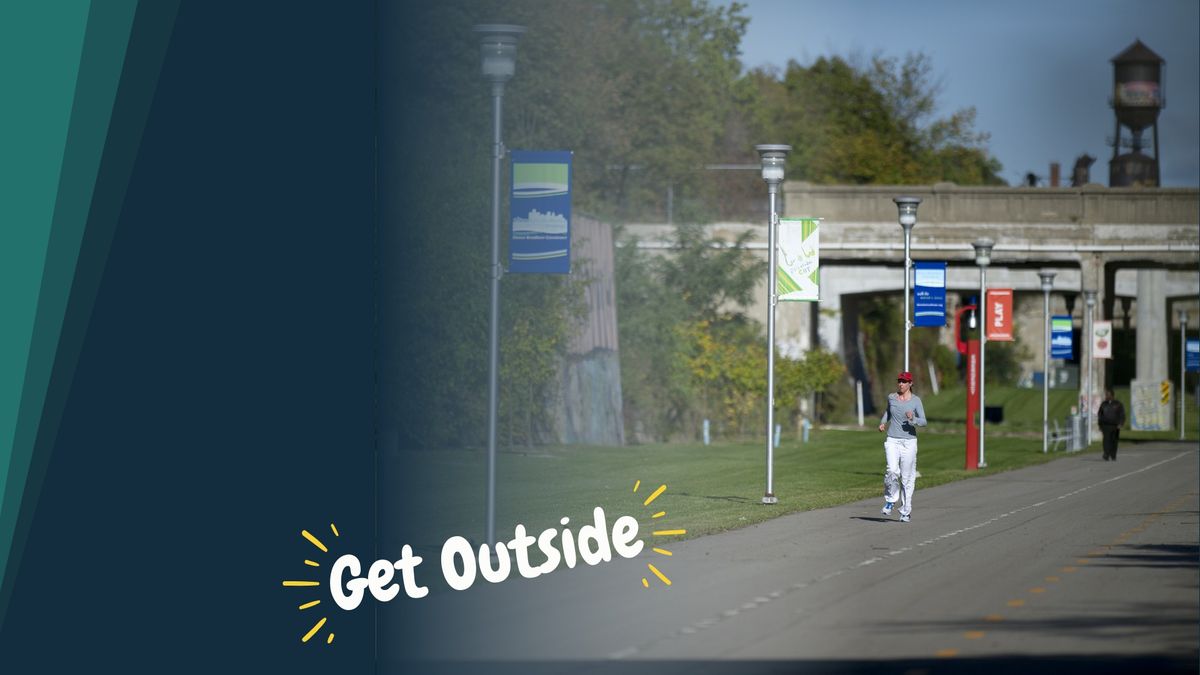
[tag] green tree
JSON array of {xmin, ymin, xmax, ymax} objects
[
  {"xmin": 385, "ymin": 0, "xmax": 755, "ymax": 449},
  {"xmin": 984, "ymin": 338, "xmax": 1032, "ymax": 386},
  {"xmin": 680, "ymin": 316, "xmax": 766, "ymax": 436},
  {"xmin": 735, "ymin": 53, "xmax": 1004, "ymax": 186},
  {"xmin": 616, "ymin": 223, "xmax": 847, "ymax": 440},
  {"xmin": 495, "ymin": 0, "xmax": 751, "ymax": 222},
  {"xmin": 776, "ymin": 347, "xmax": 846, "ymax": 426},
  {"xmin": 853, "ymin": 294, "xmax": 954, "ymax": 418},
  {"xmin": 615, "ymin": 223, "xmax": 769, "ymax": 440},
  {"xmin": 614, "ymin": 233, "xmax": 694, "ymax": 440},
  {"xmin": 659, "ymin": 223, "xmax": 765, "ymax": 318},
  {"xmin": 499, "ymin": 274, "xmax": 589, "ymax": 447}
]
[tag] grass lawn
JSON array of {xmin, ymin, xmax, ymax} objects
[
  {"xmin": 388, "ymin": 386, "xmax": 1195, "ymax": 559},
  {"xmin": 920, "ymin": 385, "xmax": 1080, "ymax": 434},
  {"xmin": 389, "ymin": 427, "xmax": 1103, "ymax": 550},
  {"xmin": 906, "ymin": 385, "xmax": 1198, "ymax": 441}
]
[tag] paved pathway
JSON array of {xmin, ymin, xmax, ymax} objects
[{"xmin": 385, "ymin": 441, "xmax": 1199, "ymax": 674}]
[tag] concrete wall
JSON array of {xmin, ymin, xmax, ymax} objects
[
  {"xmin": 782, "ymin": 183, "xmax": 1199, "ymax": 225},
  {"xmin": 548, "ymin": 214, "xmax": 625, "ymax": 446}
]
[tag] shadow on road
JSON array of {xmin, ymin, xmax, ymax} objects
[
  {"xmin": 878, "ymin": 600, "xmax": 1197, "ymax": 650},
  {"xmin": 849, "ymin": 516, "xmax": 893, "ymax": 523},
  {"xmin": 1091, "ymin": 543, "xmax": 1200, "ymax": 570}
]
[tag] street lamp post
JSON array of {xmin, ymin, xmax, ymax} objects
[
  {"xmin": 1181, "ymin": 309, "xmax": 1188, "ymax": 440},
  {"xmin": 893, "ymin": 197, "xmax": 922, "ymax": 372},
  {"xmin": 1039, "ymin": 270, "xmax": 1057, "ymax": 453},
  {"xmin": 1084, "ymin": 290, "xmax": 1096, "ymax": 445},
  {"xmin": 756, "ymin": 144, "xmax": 791, "ymax": 506},
  {"xmin": 474, "ymin": 23, "xmax": 525, "ymax": 546},
  {"xmin": 972, "ymin": 238, "xmax": 994, "ymax": 468}
]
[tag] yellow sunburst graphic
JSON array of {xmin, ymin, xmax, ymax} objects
[
  {"xmin": 281, "ymin": 523, "xmax": 341, "ymax": 644},
  {"xmin": 632, "ymin": 480, "xmax": 686, "ymax": 588}
]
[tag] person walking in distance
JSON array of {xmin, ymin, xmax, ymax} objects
[
  {"xmin": 1097, "ymin": 389, "xmax": 1126, "ymax": 461},
  {"xmin": 879, "ymin": 371, "xmax": 926, "ymax": 522}
]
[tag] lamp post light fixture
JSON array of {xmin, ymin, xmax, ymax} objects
[
  {"xmin": 756, "ymin": 143, "xmax": 791, "ymax": 506},
  {"xmin": 893, "ymin": 197, "xmax": 922, "ymax": 372},
  {"xmin": 1181, "ymin": 309, "xmax": 1188, "ymax": 440},
  {"xmin": 473, "ymin": 23, "xmax": 525, "ymax": 547},
  {"xmin": 972, "ymin": 238, "xmax": 994, "ymax": 468},
  {"xmin": 1084, "ymin": 290, "xmax": 1097, "ymax": 446},
  {"xmin": 1039, "ymin": 270, "xmax": 1057, "ymax": 453}
]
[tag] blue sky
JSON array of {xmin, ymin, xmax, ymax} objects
[{"xmin": 726, "ymin": 0, "xmax": 1199, "ymax": 187}]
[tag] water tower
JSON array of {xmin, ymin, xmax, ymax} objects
[{"xmin": 1109, "ymin": 40, "xmax": 1165, "ymax": 187}]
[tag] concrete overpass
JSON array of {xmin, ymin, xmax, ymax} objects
[{"xmin": 624, "ymin": 183, "xmax": 1199, "ymax": 422}]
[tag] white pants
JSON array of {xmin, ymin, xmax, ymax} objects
[{"xmin": 883, "ymin": 436, "xmax": 918, "ymax": 517}]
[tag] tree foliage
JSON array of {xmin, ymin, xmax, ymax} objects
[
  {"xmin": 736, "ymin": 53, "xmax": 1004, "ymax": 187},
  {"xmin": 497, "ymin": 0, "xmax": 751, "ymax": 222},
  {"xmin": 386, "ymin": 0, "xmax": 1007, "ymax": 449},
  {"xmin": 617, "ymin": 225, "xmax": 844, "ymax": 441}
]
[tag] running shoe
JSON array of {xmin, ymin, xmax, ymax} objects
[
  {"xmin": 899, "ymin": 514, "xmax": 911, "ymax": 523},
  {"xmin": 881, "ymin": 501, "xmax": 895, "ymax": 516}
]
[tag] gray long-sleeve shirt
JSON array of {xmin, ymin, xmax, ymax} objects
[{"xmin": 880, "ymin": 393, "xmax": 927, "ymax": 439}]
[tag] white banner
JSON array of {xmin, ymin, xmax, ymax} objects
[
  {"xmin": 777, "ymin": 218, "xmax": 820, "ymax": 302},
  {"xmin": 1093, "ymin": 320, "xmax": 1113, "ymax": 359}
]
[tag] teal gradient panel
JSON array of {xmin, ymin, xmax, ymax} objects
[
  {"xmin": 0, "ymin": 0, "xmax": 179, "ymax": 630},
  {"xmin": 0, "ymin": 2, "xmax": 376, "ymax": 669},
  {"xmin": 0, "ymin": 0, "xmax": 93, "ymax": 609}
]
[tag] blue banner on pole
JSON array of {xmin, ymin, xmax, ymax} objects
[
  {"xmin": 510, "ymin": 150, "xmax": 572, "ymax": 274},
  {"xmin": 912, "ymin": 261, "xmax": 946, "ymax": 327},
  {"xmin": 1187, "ymin": 338, "xmax": 1200, "ymax": 372},
  {"xmin": 1051, "ymin": 315, "xmax": 1073, "ymax": 358}
]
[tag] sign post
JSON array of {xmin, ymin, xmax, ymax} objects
[
  {"xmin": 1181, "ymin": 311, "xmax": 1191, "ymax": 439},
  {"xmin": 755, "ymin": 144, "xmax": 790, "ymax": 506},
  {"xmin": 1187, "ymin": 336, "xmax": 1199, "ymax": 441},
  {"xmin": 955, "ymin": 303, "xmax": 980, "ymax": 470}
]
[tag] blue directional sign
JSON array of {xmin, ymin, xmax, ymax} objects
[
  {"xmin": 1186, "ymin": 338, "xmax": 1199, "ymax": 372},
  {"xmin": 912, "ymin": 261, "xmax": 946, "ymax": 327},
  {"xmin": 1051, "ymin": 315, "xmax": 1073, "ymax": 359}
]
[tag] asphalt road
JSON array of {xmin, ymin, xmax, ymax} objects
[{"xmin": 386, "ymin": 441, "xmax": 1199, "ymax": 674}]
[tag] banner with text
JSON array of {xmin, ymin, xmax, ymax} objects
[
  {"xmin": 778, "ymin": 218, "xmax": 820, "ymax": 301},
  {"xmin": 1051, "ymin": 315, "xmax": 1074, "ymax": 359},
  {"xmin": 985, "ymin": 288, "xmax": 1013, "ymax": 341},
  {"xmin": 913, "ymin": 261, "xmax": 946, "ymax": 327},
  {"xmin": 1187, "ymin": 338, "xmax": 1200, "ymax": 372},
  {"xmin": 510, "ymin": 150, "xmax": 572, "ymax": 274},
  {"xmin": 1093, "ymin": 320, "xmax": 1113, "ymax": 359}
]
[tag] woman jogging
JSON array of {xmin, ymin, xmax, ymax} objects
[{"xmin": 878, "ymin": 371, "xmax": 926, "ymax": 523}]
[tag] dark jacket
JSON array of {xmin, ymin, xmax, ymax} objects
[{"xmin": 1098, "ymin": 399, "xmax": 1125, "ymax": 427}]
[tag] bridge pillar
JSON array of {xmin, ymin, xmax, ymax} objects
[
  {"xmin": 1081, "ymin": 254, "xmax": 1106, "ymax": 438},
  {"xmin": 817, "ymin": 283, "xmax": 843, "ymax": 357},
  {"xmin": 1137, "ymin": 270, "xmax": 1170, "ymax": 381},
  {"xmin": 1134, "ymin": 268, "xmax": 1173, "ymax": 429}
]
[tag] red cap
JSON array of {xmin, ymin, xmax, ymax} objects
[{"xmin": 897, "ymin": 371, "xmax": 913, "ymax": 382}]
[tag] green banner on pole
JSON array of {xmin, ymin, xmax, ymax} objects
[{"xmin": 778, "ymin": 218, "xmax": 820, "ymax": 301}]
